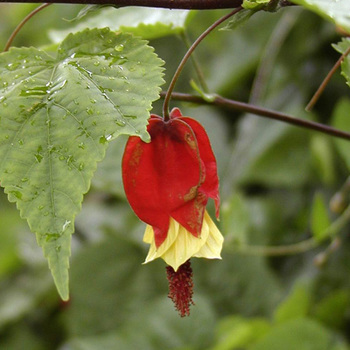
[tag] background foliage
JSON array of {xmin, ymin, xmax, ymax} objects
[{"xmin": 0, "ymin": 2, "xmax": 350, "ymax": 349}]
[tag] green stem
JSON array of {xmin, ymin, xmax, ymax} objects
[
  {"xmin": 162, "ymin": 7, "xmax": 242, "ymax": 121},
  {"xmin": 227, "ymin": 238, "xmax": 317, "ymax": 256},
  {"xmin": 3, "ymin": 3, "xmax": 51, "ymax": 52}
]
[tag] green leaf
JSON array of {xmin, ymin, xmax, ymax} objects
[
  {"xmin": 221, "ymin": 9, "xmax": 257, "ymax": 31},
  {"xmin": 213, "ymin": 316, "xmax": 270, "ymax": 350},
  {"xmin": 333, "ymin": 38, "xmax": 350, "ymax": 88},
  {"xmin": 291, "ymin": 0, "xmax": 350, "ymax": 33},
  {"xmin": 49, "ymin": 7, "xmax": 194, "ymax": 43},
  {"xmin": 331, "ymin": 98, "xmax": 350, "ymax": 171},
  {"xmin": 274, "ymin": 283, "xmax": 311, "ymax": 323},
  {"xmin": 222, "ymin": 193, "xmax": 250, "ymax": 245},
  {"xmin": 0, "ymin": 28, "xmax": 164, "ymax": 299},
  {"xmin": 310, "ymin": 135, "xmax": 336, "ymax": 185},
  {"xmin": 249, "ymin": 318, "xmax": 334, "ymax": 350},
  {"xmin": 311, "ymin": 192, "xmax": 331, "ymax": 242},
  {"xmin": 314, "ymin": 289, "xmax": 350, "ymax": 329}
]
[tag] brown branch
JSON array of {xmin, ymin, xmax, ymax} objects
[
  {"xmin": 1, "ymin": 0, "xmax": 243, "ymax": 8},
  {"xmin": 161, "ymin": 91, "xmax": 350, "ymax": 142}
]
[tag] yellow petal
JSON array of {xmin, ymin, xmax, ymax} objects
[
  {"xmin": 193, "ymin": 211, "xmax": 224, "ymax": 259},
  {"xmin": 143, "ymin": 211, "xmax": 224, "ymax": 271},
  {"xmin": 160, "ymin": 218, "xmax": 209, "ymax": 271},
  {"xmin": 143, "ymin": 218, "xmax": 179, "ymax": 264}
]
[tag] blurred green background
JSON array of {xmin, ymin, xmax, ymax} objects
[{"xmin": 1, "ymin": 3, "xmax": 350, "ymax": 349}]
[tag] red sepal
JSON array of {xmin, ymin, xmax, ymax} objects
[
  {"xmin": 122, "ymin": 115, "xmax": 203, "ymax": 246},
  {"xmin": 122, "ymin": 108, "xmax": 220, "ymax": 247}
]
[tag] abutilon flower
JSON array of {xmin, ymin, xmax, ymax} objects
[{"xmin": 122, "ymin": 107, "xmax": 224, "ymax": 316}]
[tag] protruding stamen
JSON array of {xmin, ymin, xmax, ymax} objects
[{"xmin": 166, "ymin": 260, "xmax": 194, "ymax": 317}]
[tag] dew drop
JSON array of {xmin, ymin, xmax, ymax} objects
[
  {"xmin": 94, "ymin": 61, "xmax": 100, "ymax": 66},
  {"xmin": 21, "ymin": 177, "xmax": 29, "ymax": 182},
  {"xmin": 86, "ymin": 107, "xmax": 94, "ymax": 115},
  {"xmin": 115, "ymin": 120, "xmax": 126, "ymax": 127},
  {"xmin": 78, "ymin": 163, "xmax": 84, "ymax": 171},
  {"xmin": 38, "ymin": 205, "xmax": 44, "ymax": 210},
  {"xmin": 114, "ymin": 44, "xmax": 124, "ymax": 52},
  {"xmin": 59, "ymin": 155, "xmax": 65, "ymax": 161},
  {"xmin": 55, "ymin": 245, "xmax": 61, "ymax": 252},
  {"xmin": 78, "ymin": 142, "xmax": 85, "ymax": 149}
]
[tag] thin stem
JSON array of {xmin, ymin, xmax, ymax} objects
[
  {"xmin": 161, "ymin": 91, "xmax": 350, "ymax": 141},
  {"xmin": 227, "ymin": 203, "xmax": 350, "ymax": 257},
  {"xmin": 227, "ymin": 238, "xmax": 317, "ymax": 256},
  {"xmin": 180, "ymin": 31, "xmax": 209, "ymax": 93},
  {"xmin": 3, "ymin": 3, "xmax": 51, "ymax": 52},
  {"xmin": 162, "ymin": 8, "xmax": 242, "ymax": 121},
  {"xmin": 306, "ymin": 45, "xmax": 350, "ymax": 111}
]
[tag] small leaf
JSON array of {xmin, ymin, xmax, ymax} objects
[
  {"xmin": 333, "ymin": 38, "xmax": 350, "ymax": 88},
  {"xmin": 291, "ymin": 0, "xmax": 350, "ymax": 33},
  {"xmin": 221, "ymin": 9, "xmax": 257, "ymax": 31},
  {"xmin": 0, "ymin": 28, "xmax": 164, "ymax": 298},
  {"xmin": 311, "ymin": 192, "xmax": 331, "ymax": 242},
  {"xmin": 50, "ymin": 7, "xmax": 195, "ymax": 43}
]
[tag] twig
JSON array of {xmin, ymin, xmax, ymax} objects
[
  {"xmin": 3, "ymin": 3, "xmax": 51, "ymax": 52},
  {"xmin": 160, "ymin": 91, "xmax": 350, "ymax": 141}
]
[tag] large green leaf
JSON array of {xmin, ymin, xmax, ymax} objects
[
  {"xmin": 49, "ymin": 7, "xmax": 194, "ymax": 43},
  {"xmin": 291, "ymin": 0, "xmax": 350, "ymax": 32},
  {"xmin": 0, "ymin": 28, "xmax": 164, "ymax": 299}
]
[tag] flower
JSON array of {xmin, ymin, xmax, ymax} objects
[{"xmin": 122, "ymin": 107, "xmax": 224, "ymax": 316}]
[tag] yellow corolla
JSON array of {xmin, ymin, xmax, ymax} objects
[{"xmin": 143, "ymin": 211, "xmax": 224, "ymax": 272}]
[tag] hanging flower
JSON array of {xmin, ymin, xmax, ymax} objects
[{"xmin": 122, "ymin": 107, "xmax": 224, "ymax": 316}]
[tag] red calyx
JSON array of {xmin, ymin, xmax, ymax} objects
[{"xmin": 122, "ymin": 108, "xmax": 220, "ymax": 247}]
